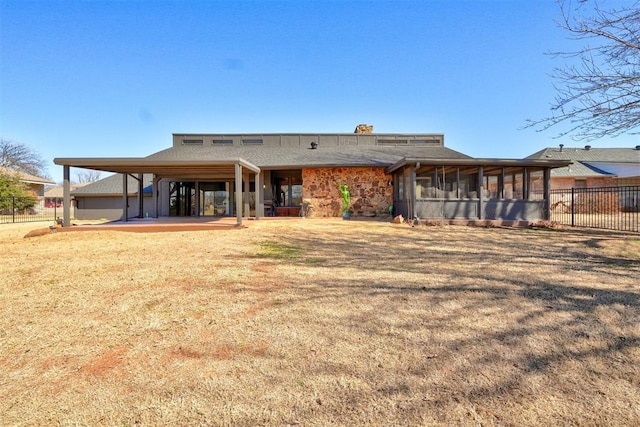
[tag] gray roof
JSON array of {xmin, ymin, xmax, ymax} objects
[
  {"xmin": 145, "ymin": 144, "xmax": 472, "ymax": 168},
  {"xmin": 526, "ymin": 147, "xmax": 640, "ymax": 178},
  {"xmin": 45, "ymin": 182, "xmax": 89, "ymax": 197},
  {"xmin": 72, "ymin": 174, "xmax": 153, "ymax": 196},
  {"xmin": 526, "ymin": 147, "xmax": 640, "ymax": 162}
]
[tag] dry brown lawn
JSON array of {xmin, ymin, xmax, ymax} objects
[{"xmin": 1, "ymin": 219, "xmax": 639, "ymax": 426}]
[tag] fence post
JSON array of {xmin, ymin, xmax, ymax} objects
[
  {"xmin": 12, "ymin": 197, "xmax": 15, "ymax": 223},
  {"xmin": 571, "ymin": 188, "xmax": 575, "ymax": 227}
]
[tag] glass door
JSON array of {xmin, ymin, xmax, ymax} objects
[
  {"xmin": 272, "ymin": 171, "xmax": 303, "ymax": 216},
  {"xmin": 200, "ymin": 182, "xmax": 229, "ymax": 216},
  {"xmin": 169, "ymin": 181, "xmax": 196, "ymax": 216},
  {"xmin": 274, "ymin": 172, "xmax": 302, "ymax": 207}
]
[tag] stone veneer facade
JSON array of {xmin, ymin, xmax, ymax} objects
[{"xmin": 302, "ymin": 167, "xmax": 393, "ymax": 217}]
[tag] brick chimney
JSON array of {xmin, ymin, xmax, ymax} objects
[{"xmin": 354, "ymin": 124, "xmax": 374, "ymax": 134}]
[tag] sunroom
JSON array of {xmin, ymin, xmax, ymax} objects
[{"xmin": 387, "ymin": 158, "xmax": 571, "ymax": 222}]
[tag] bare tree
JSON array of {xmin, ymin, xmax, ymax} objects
[
  {"xmin": 0, "ymin": 139, "xmax": 48, "ymax": 177},
  {"xmin": 528, "ymin": 0, "xmax": 640, "ymax": 141},
  {"xmin": 75, "ymin": 169, "xmax": 102, "ymax": 183}
]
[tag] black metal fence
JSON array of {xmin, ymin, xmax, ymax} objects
[
  {"xmin": 548, "ymin": 186, "xmax": 639, "ymax": 233},
  {"xmin": 0, "ymin": 197, "xmax": 63, "ymax": 224}
]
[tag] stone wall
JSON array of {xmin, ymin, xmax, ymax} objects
[{"xmin": 302, "ymin": 167, "xmax": 393, "ymax": 217}]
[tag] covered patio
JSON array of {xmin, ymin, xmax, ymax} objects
[{"xmin": 52, "ymin": 158, "xmax": 262, "ymax": 227}]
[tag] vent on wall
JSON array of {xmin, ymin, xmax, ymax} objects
[
  {"xmin": 212, "ymin": 139, "xmax": 234, "ymax": 145},
  {"xmin": 242, "ymin": 139, "xmax": 263, "ymax": 145},
  {"xmin": 183, "ymin": 139, "xmax": 204, "ymax": 145},
  {"xmin": 377, "ymin": 139, "xmax": 408, "ymax": 145}
]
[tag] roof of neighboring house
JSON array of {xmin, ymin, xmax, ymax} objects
[
  {"xmin": 72, "ymin": 174, "xmax": 154, "ymax": 196},
  {"xmin": 526, "ymin": 146, "xmax": 640, "ymax": 163},
  {"xmin": 0, "ymin": 167, "xmax": 55, "ymax": 185},
  {"xmin": 45, "ymin": 182, "xmax": 90, "ymax": 198},
  {"xmin": 526, "ymin": 146, "xmax": 640, "ymax": 178}
]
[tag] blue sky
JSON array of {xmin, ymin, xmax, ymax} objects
[{"xmin": 1, "ymin": 0, "xmax": 636, "ymax": 183}]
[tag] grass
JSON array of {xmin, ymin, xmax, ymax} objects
[{"xmin": 1, "ymin": 219, "xmax": 639, "ymax": 425}]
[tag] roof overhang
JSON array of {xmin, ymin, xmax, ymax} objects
[
  {"xmin": 385, "ymin": 158, "xmax": 573, "ymax": 174},
  {"xmin": 53, "ymin": 157, "xmax": 261, "ymax": 178}
]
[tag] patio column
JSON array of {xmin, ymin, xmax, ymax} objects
[
  {"xmin": 478, "ymin": 166, "xmax": 484, "ymax": 220},
  {"xmin": 122, "ymin": 174, "xmax": 128, "ymax": 222},
  {"xmin": 255, "ymin": 172, "xmax": 263, "ymax": 219},
  {"xmin": 543, "ymin": 168, "xmax": 551, "ymax": 220},
  {"xmin": 152, "ymin": 175, "xmax": 159, "ymax": 218},
  {"xmin": 235, "ymin": 163, "xmax": 243, "ymax": 225},
  {"xmin": 410, "ymin": 163, "xmax": 418, "ymax": 220},
  {"xmin": 194, "ymin": 181, "xmax": 200, "ymax": 217},
  {"xmin": 137, "ymin": 173, "xmax": 144, "ymax": 218},
  {"xmin": 243, "ymin": 173, "xmax": 250, "ymax": 218},
  {"xmin": 63, "ymin": 165, "xmax": 70, "ymax": 227}
]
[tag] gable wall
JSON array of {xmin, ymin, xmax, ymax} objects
[
  {"xmin": 302, "ymin": 167, "xmax": 393, "ymax": 217},
  {"xmin": 24, "ymin": 183, "xmax": 46, "ymax": 197},
  {"xmin": 172, "ymin": 133, "xmax": 444, "ymax": 148}
]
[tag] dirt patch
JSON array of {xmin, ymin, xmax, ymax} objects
[{"xmin": 80, "ymin": 346, "xmax": 129, "ymax": 376}]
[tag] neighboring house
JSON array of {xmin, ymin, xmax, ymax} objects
[
  {"xmin": 44, "ymin": 182, "xmax": 89, "ymax": 207},
  {"xmin": 71, "ymin": 174, "xmax": 154, "ymax": 220},
  {"xmin": 526, "ymin": 145, "xmax": 640, "ymax": 189},
  {"xmin": 54, "ymin": 125, "xmax": 570, "ymax": 225},
  {"xmin": 0, "ymin": 166, "xmax": 55, "ymax": 196}
]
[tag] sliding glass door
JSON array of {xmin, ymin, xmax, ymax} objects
[{"xmin": 200, "ymin": 182, "xmax": 229, "ymax": 216}]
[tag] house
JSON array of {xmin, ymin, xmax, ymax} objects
[
  {"xmin": 526, "ymin": 145, "xmax": 640, "ymax": 189},
  {"xmin": 71, "ymin": 174, "xmax": 153, "ymax": 220},
  {"xmin": 0, "ymin": 166, "xmax": 55, "ymax": 196},
  {"xmin": 44, "ymin": 182, "xmax": 89, "ymax": 207},
  {"xmin": 53, "ymin": 125, "xmax": 570, "ymax": 226}
]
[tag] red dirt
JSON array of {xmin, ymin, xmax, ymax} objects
[{"xmin": 80, "ymin": 346, "xmax": 129, "ymax": 376}]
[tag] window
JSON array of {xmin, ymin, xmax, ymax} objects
[
  {"xmin": 504, "ymin": 169, "xmax": 524, "ymax": 199},
  {"xmin": 484, "ymin": 175, "xmax": 500, "ymax": 199},
  {"xmin": 416, "ymin": 177, "xmax": 434, "ymax": 198},
  {"xmin": 458, "ymin": 167, "xmax": 479, "ymax": 198}
]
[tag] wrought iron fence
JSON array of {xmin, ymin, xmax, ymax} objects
[
  {"xmin": 0, "ymin": 196, "xmax": 64, "ymax": 224},
  {"xmin": 548, "ymin": 186, "xmax": 639, "ymax": 233}
]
